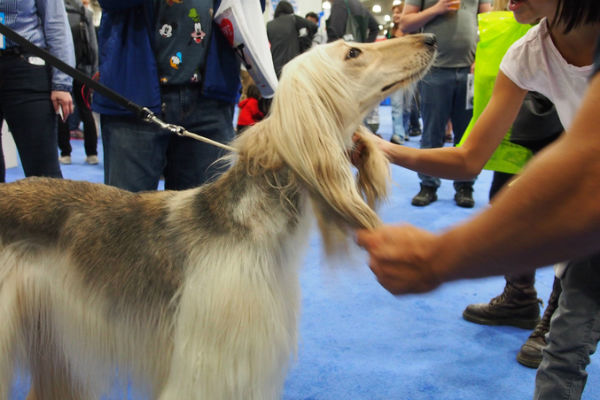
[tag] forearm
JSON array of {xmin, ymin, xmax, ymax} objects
[
  {"xmin": 383, "ymin": 144, "xmax": 483, "ymax": 180},
  {"xmin": 399, "ymin": 7, "xmax": 441, "ymax": 33},
  {"xmin": 433, "ymin": 76, "xmax": 600, "ymax": 282}
]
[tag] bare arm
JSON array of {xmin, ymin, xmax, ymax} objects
[
  {"xmin": 399, "ymin": 1, "xmax": 458, "ymax": 33},
  {"xmin": 375, "ymin": 72, "xmax": 527, "ymax": 180},
  {"xmin": 478, "ymin": 2, "xmax": 493, "ymax": 13},
  {"xmin": 357, "ymin": 72, "xmax": 600, "ymax": 295}
]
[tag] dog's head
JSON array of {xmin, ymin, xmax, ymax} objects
[{"xmin": 236, "ymin": 35, "xmax": 435, "ymax": 252}]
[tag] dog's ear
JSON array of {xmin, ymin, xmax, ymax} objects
[{"xmin": 354, "ymin": 125, "xmax": 390, "ymax": 209}]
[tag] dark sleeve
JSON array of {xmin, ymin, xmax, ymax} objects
[
  {"xmin": 85, "ymin": 8, "xmax": 99, "ymax": 73},
  {"xmin": 365, "ymin": 11, "xmax": 379, "ymax": 43},
  {"xmin": 296, "ymin": 16, "xmax": 318, "ymax": 53},
  {"xmin": 326, "ymin": 1, "xmax": 347, "ymax": 42}
]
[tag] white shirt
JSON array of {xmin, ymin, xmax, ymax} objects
[{"xmin": 500, "ymin": 18, "xmax": 592, "ymax": 130}]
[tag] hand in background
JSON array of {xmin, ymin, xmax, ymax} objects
[{"xmin": 51, "ymin": 90, "xmax": 74, "ymax": 121}]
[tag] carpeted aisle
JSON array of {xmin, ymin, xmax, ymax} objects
[{"xmin": 5, "ymin": 106, "xmax": 599, "ymax": 399}]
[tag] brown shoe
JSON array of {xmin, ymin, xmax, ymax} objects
[{"xmin": 463, "ymin": 281, "xmax": 541, "ymax": 329}]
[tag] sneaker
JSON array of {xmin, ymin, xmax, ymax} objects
[
  {"xmin": 411, "ymin": 184, "xmax": 437, "ymax": 206},
  {"xmin": 463, "ymin": 282, "xmax": 541, "ymax": 329},
  {"xmin": 517, "ymin": 277, "xmax": 562, "ymax": 368},
  {"xmin": 390, "ymin": 134, "xmax": 405, "ymax": 145},
  {"xmin": 454, "ymin": 186, "xmax": 475, "ymax": 208},
  {"xmin": 69, "ymin": 129, "xmax": 84, "ymax": 139},
  {"xmin": 85, "ymin": 155, "xmax": 99, "ymax": 165},
  {"xmin": 59, "ymin": 155, "xmax": 72, "ymax": 165},
  {"xmin": 408, "ymin": 127, "xmax": 421, "ymax": 137}
]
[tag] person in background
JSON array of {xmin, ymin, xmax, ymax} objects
[
  {"xmin": 266, "ymin": 1, "xmax": 317, "ymax": 79},
  {"xmin": 399, "ymin": 0, "xmax": 492, "ymax": 208},
  {"xmin": 305, "ymin": 11, "xmax": 327, "ymax": 46},
  {"xmin": 236, "ymin": 83, "xmax": 264, "ymax": 135},
  {"xmin": 94, "ymin": 0, "xmax": 263, "ymax": 192},
  {"xmin": 58, "ymin": 0, "xmax": 99, "ymax": 165},
  {"xmin": 387, "ymin": 3, "xmax": 407, "ymax": 145},
  {"xmin": 0, "ymin": 0, "xmax": 75, "ymax": 182},
  {"xmin": 326, "ymin": 0, "xmax": 379, "ymax": 43}
]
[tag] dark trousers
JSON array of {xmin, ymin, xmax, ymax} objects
[
  {"xmin": 0, "ymin": 53, "xmax": 62, "ymax": 182},
  {"xmin": 58, "ymin": 80, "xmax": 98, "ymax": 157},
  {"xmin": 489, "ymin": 132, "xmax": 562, "ymax": 285}
]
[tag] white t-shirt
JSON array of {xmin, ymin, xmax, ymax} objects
[{"xmin": 500, "ymin": 18, "xmax": 593, "ymax": 130}]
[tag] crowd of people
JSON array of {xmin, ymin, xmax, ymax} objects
[{"xmin": 1, "ymin": 0, "xmax": 600, "ymax": 398}]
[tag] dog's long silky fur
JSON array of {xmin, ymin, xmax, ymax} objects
[{"xmin": 0, "ymin": 35, "xmax": 435, "ymax": 400}]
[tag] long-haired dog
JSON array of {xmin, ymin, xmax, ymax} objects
[{"xmin": 0, "ymin": 34, "xmax": 435, "ymax": 400}]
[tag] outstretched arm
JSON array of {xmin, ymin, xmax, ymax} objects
[
  {"xmin": 357, "ymin": 71, "xmax": 600, "ymax": 295},
  {"xmin": 364, "ymin": 72, "xmax": 527, "ymax": 180}
]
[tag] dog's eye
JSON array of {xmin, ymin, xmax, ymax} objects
[{"xmin": 345, "ymin": 48, "xmax": 362, "ymax": 60}]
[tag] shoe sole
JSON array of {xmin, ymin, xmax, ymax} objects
[
  {"xmin": 411, "ymin": 194, "xmax": 437, "ymax": 206},
  {"xmin": 516, "ymin": 352, "xmax": 542, "ymax": 369},
  {"xmin": 462, "ymin": 309, "xmax": 540, "ymax": 330},
  {"xmin": 455, "ymin": 200, "xmax": 475, "ymax": 208}
]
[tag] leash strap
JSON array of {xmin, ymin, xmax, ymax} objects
[{"xmin": 0, "ymin": 22, "xmax": 235, "ymax": 153}]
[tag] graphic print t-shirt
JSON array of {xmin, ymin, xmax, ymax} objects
[{"xmin": 154, "ymin": 0, "xmax": 213, "ymax": 85}]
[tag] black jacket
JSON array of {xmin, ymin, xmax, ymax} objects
[
  {"xmin": 326, "ymin": 0, "xmax": 379, "ymax": 43},
  {"xmin": 267, "ymin": 13, "xmax": 317, "ymax": 78}
]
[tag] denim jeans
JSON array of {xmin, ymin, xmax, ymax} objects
[
  {"xmin": 403, "ymin": 92, "xmax": 421, "ymax": 133},
  {"xmin": 419, "ymin": 66, "xmax": 474, "ymax": 189},
  {"xmin": 390, "ymin": 89, "xmax": 405, "ymax": 140},
  {"xmin": 534, "ymin": 253, "xmax": 600, "ymax": 400},
  {"xmin": 0, "ymin": 53, "xmax": 62, "ymax": 182},
  {"xmin": 101, "ymin": 85, "xmax": 234, "ymax": 192}
]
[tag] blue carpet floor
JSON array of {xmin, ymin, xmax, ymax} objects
[{"xmin": 5, "ymin": 106, "xmax": 599, "ymax": 399}]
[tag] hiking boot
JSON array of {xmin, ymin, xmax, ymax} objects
[
  {"xmin": 411, "ymin": 184, "xmax": 437, "ymax": 206},
  {"xmin": 463, "ymin": 281, "xmax": 542, "ymax": 329},
  {"xmin": 517, "ymin": 277, "xmax": 562, "ymax": 368},
  {"xmin": 454, "ymin": 185, "xmax": 475, "ymax": 208}
]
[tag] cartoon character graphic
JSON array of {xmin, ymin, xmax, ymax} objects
[
  {"xmin": 188, "ymin": 8, "xmax": 206, "ymax": 44},
  {"xmin": 159, "ymin": 23, "xmax": 174, "ymax": 38},
  {"xmin": 191, "ymin": 22, "xmax": 206, "ymax": 44},
  {"xmin": 170, "ymin": 52, "xmax": 182, "ymax": 69}
]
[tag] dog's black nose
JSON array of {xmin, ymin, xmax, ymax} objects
[{"xmin": 424, "ymin": 34, "xmax": 437, "ymax": 48}]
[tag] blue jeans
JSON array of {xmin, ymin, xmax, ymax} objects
[
  {"xmin": 101, "ymin": 85, "xmax": 234, "ymax": 192},
  {"xmin": 390, "ymin": 89, "xmax": 405, "ymax": 140},
  {"xmin": 0, "ymin": 53, "xmax": 62, "ymax": 182},
  {"xmin": 403, "ymin": 92, "xmax": 421, "ymax": 133},
  {"xmin": 534, "ymin": 253, "xmax": 600, "ymax": 400},
  {"xmin": 419, "ymin": 66, "xmax": 474, "ymax": 189}
]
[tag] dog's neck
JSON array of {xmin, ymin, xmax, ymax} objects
[{"xmin": 181, "ymin": 157, "xmax": 307, "ymax": 244}]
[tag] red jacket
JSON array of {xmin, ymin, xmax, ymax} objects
[{"xmin": 237, "ymin": 98, "xmax": 264, "ymax": 126}]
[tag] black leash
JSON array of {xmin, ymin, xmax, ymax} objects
[{"xmin": 0, "ymin": 22, "xmax": 235, "ymax": 152}]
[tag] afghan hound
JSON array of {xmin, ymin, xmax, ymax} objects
[{"xmin": 0, "ymin": 34, "xmax": 435, "ymax": 400}]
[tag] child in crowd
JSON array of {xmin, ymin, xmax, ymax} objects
[{"xmin": 236, "ymin": 84, "xmax": 264, "ymax": 134}]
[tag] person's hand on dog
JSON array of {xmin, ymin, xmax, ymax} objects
[
  {"xmin": 350, "ymin": 130, "xmax": 394, "ymax": 166},
  {"xmin": 356, "ymin": 224, "xmax": 443, "ymax": 295}
]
